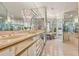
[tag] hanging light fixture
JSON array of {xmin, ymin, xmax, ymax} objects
[{"xmin": 74, "ymin": 17, "xmax": 78, "ymax": 23}]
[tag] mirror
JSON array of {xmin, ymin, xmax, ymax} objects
[
  {"xmin": 0, "ymin": 3, "xmax": 7, "ymax": 31},
  {"xmin": 64, "ymin": 10, "xmax": 78, "ymax": 33}
]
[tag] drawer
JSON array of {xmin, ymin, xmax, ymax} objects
[
  {"xmin": 36, "ymin": 40, "xmax": 41, "ymax": 46},
  {"xmin": 0, "ymin": 46, "xmax": 15, "ymax": 56},
  {"xmin": 28, "ymin": 43, "xmax": 36, "ymax": 56},
  {"xmin": 20, "ymin": 49, "xmax": 28, "ymax": 56},
  {"xmin": 15, "ymin": 39, "xmax": 32, "ymax": 55},
  {"xmin": 36, "ymin": 45, "xmax": 42, "ymax": 56},
  {"xmin": 33, "ymin": 36, "xmax": 40, "ymax": 40}
]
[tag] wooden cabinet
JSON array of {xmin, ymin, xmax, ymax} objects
[
  {"xmin": 27, "ymin": 38, "xmax": 44, "ymax": 56},
  {"xmin": 0, "ymin": 46, "xmax": 15, "ymax": 56},
  {"xmin": 0, "ymin": 38, "xmax": 44, "ymax": 56},
  {"xmin": 28, "ymin": 43, "xmax": 36, "ymax": 56},
  {"xmin": 20, "ymin": 49, "xmax": 28, "ymax": 56},
  {"xmin": 63, "ymin": 32, "xmax": 69, "ymax": 41},
  {"xmin": 15, "ymin": 39, "xmax": 33, "ymax": 55},
  {"xmin": 0, "ymin": 30, "xmax": 45, "ymax": 56},
  {"xmin": 36, "ymin": 39, "xmax": 44, "ymax": 56}
]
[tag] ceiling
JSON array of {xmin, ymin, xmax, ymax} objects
[{"xmin": 1, "ymin": 2, "xmax": 78, "ymax": 19}]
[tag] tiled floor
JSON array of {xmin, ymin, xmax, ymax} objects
[{"xmin": 41, "ymin": 39, "xmax": 78, "ymax": 56}]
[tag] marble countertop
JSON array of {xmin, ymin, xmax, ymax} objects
[{"xmin": 0, "ymin": 30, "xmax": 44, "ymax": 50}]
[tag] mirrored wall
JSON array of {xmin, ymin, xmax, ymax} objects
[
  {"xmin": 0, "ymin": 3, "xmax": 24, "ymax": 31},
  {"xmin": 64, "ymin": 10, "xmax": 79, "ymax": 33},
  {"xmin": 0, "ymin": 3, "xmax": 7, "ymax": 31},
  {"xmin": 0, "ymin": 3, "xmax": 45, "ymax": 31}
]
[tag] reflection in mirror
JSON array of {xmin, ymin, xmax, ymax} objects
[
  {"xmin": 0, "ymin": 3, "xmax": 45, "ymax": 31},
  {"xmin": 64, "ymin": 10, "xmax": 78, "ymax": 33},
  {"xmin": 0, "ymin": 3, "xmax": 7, "ymax": 31}
]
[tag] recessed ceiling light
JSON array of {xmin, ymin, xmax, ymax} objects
[
  {"xmin": 51, "ymin": 8, "xmax": 53, "ymax": 10},
  {"xmin": 0, "ymin": 17, "xmax": 3, "ymax": 19},
  {"xmin": 70, "ymin": 14, "xmax": 73, "ymax": 17},
  {"xmin": 74, "ymin": 18, "xmax": 78, "ymax": 23}
]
